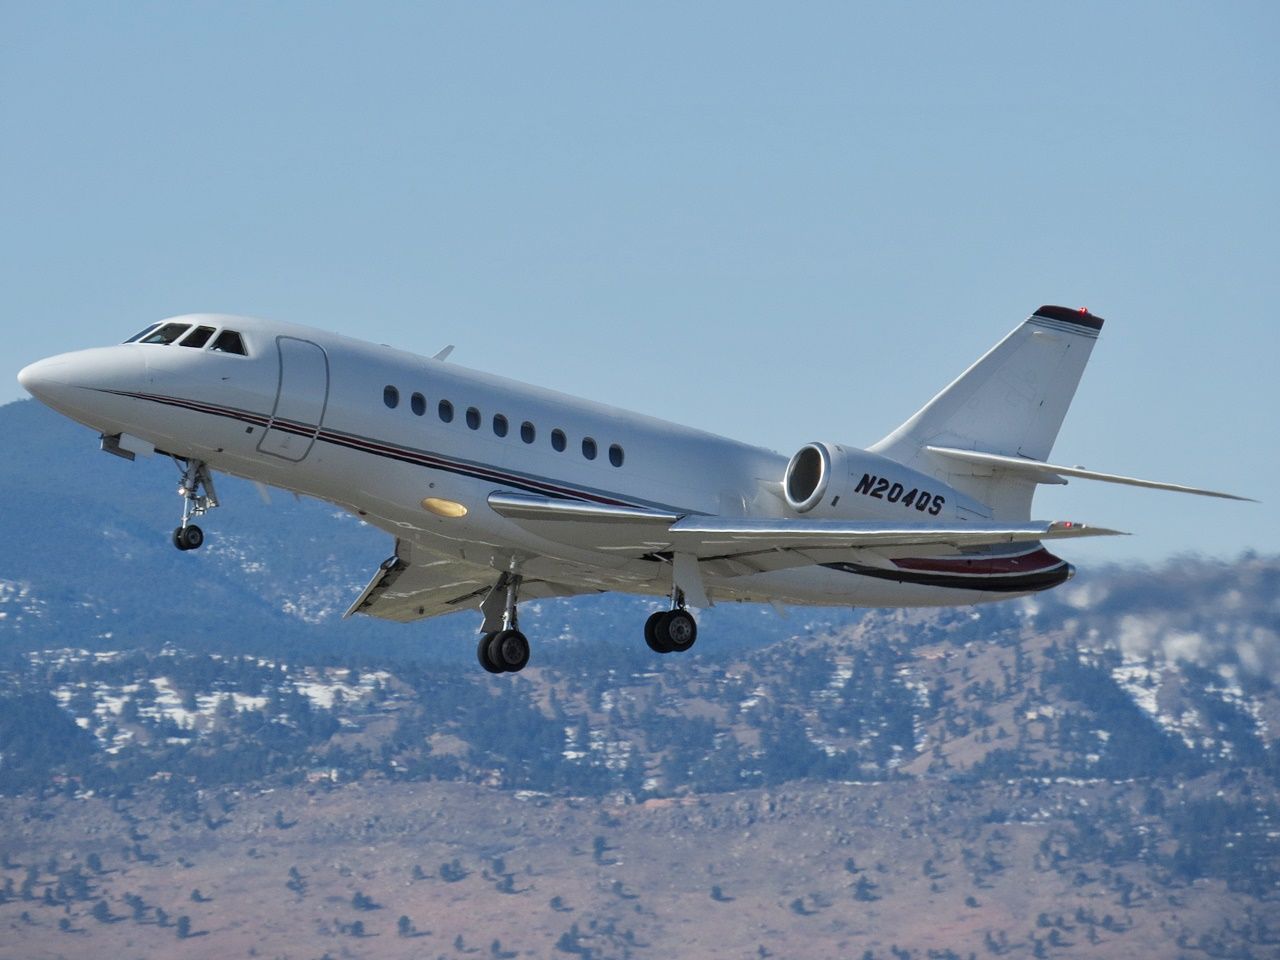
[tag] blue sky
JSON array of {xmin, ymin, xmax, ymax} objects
[{"xmin": 2, "ymin": 2, "xmax": 1275, "ymax": 561}]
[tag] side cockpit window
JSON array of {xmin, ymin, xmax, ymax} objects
[
  {"xmin": 210, "ymin": 330, "xmax": 247, "ymax": 355},
  {"xmin": 140, "ymin": 322, "xmax": 192, "ymax": 345},
  {"xmin": 123, "ymin": 323, "xmax": 161, "ymax": 343},
  {"xmin": 179, "ymin": 326, "xmax": 216, "ymax": 348}
]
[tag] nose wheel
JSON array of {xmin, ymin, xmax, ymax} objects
[
  {"xmin": 173, "ymin": 525, "xmax": 204, "ymax": 551},
  {"xmin": 172, "ymin": 457, "xmax": 218, "ymax": 551},
  {"xmin": 476, "ymin": 568, "xmax": 532, "ymax": 673}
]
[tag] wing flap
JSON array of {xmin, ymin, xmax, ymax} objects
[
  {"xmin": 345, "ymin": 548, "xmax": 494, "ymax": 623},
  {"xmin": 346, "ymin": 539, "xmax": 600, "ymax": 623}
]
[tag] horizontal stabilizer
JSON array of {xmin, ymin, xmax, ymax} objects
[{"xmin": 926, "ymin": 446, "xmax": 1256, "ymax": 502}]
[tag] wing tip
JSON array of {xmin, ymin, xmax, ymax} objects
[{"xmin": 1048, "ymin": 521, "xmax": 1129, "ymax": 537}]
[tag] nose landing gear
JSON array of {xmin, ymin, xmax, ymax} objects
[
  {"xmin": 477, "ymin": 569, "xmax": 531, "ymax": 673},
  {"xmin": 172, "ymin": 457, "xmax": 218, "ymax": 551}
]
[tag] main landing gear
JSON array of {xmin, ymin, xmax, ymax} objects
[
  {"xmin": 172, "ymin": 457, "xmax": 218, "ymax": 552},
  {"xmin": 477, "ymin": 572, "xmax": 530, "ymax": 674},
  {"xmin": 644, "ymin": 589, "xmax": 698, "ymax": 655},
  {"xmin": 473, "ymin": 567, "xmax": 700, "ymax": 673}
]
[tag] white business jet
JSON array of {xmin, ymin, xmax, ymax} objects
[{"xmin": 17, "ymin": 305, "xmax": 1247, "ymax": 672}]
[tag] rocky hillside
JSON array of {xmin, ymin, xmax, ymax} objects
[{"xmin": 1, "ymin": 397, "xmax": 1278, "ymax": 958}]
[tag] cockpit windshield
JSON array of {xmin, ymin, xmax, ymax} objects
[
  {"xmin": 123, "ymin": 321, "xmax": 249, "ymax": 355},
  {"xmin": 140, "ymin": 323, "xmax": 193, "ymax": 345}
]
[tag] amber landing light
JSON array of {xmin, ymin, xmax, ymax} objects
[{"xmin": 421, "ymin": 497, "xmax": 468, "ymax": 518}]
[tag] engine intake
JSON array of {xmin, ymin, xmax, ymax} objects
[{"xmin": 784, "ymin": 442, "xmax": 832, "ymax": 513}]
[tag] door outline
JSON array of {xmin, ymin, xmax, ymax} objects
[{"xmin": 257, "ymin": 336, "xmax": 330, "ymax": 462}]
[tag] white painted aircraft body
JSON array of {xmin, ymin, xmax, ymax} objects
[{"xmin": 17, "ymin": 306, "xmax": 1247, "ymax": 672}]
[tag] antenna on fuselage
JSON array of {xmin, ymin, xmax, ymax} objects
[{"xmin": 432, "ymin": 345, "xmax": 455, "ymax": 362}]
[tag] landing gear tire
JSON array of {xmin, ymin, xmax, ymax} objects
[
  {"xmin": 491, "ymin": 629, "xmax": 530, "ymax": 672},
  {"xmin": 478, "ymin": 634, "xmax": 501, "ymax": 670},
  {"xmin": 644, "ymin": 611, "xmax": 672, "ymax": 654},
  {"xmin": 173, "ymin": 525, "xmax": 204, "ymax": 551},
  {"xmin": 477, "ymin": 632, "xmax": 503, "ymax": 674},
  {"xmin": 645, "ymin": 609, "xmax": 697, "ymax": 654},
  {"xmin": 659, "ymin": 609, "xmax": 698, "ymax": 652},
  {"xmin": 476, "ymin": 570, "xmax": 534, "ymax": 674}
]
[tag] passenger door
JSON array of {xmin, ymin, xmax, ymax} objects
[{"xmin": 257, "ymin": 336, "xmax": 329, "ymax": 462}]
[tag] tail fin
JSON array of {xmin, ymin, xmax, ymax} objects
[{"xmin": 870, "ymin": 305, "xmax": 1103, "ymax": 521}]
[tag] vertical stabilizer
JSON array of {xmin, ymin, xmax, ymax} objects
[{"xmin": 870, "ymin": 305, "xmax": 1103, "ymax": 521}]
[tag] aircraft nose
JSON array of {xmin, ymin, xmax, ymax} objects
[
  {"xmin": 17, "ymin": 355, "xmax": 71, "ymax": 402},
  {"xmin": 17, "ymin": 347, "xmax": 145, "ymax": 421}
]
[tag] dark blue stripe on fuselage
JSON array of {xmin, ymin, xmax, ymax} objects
[{"xmin": 104, "ymin": 389, "xmax": 647, "ymax": 508}]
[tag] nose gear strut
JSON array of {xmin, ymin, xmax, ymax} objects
[
  {"xmin": 477, "ymin": 568, "xmax": 531, "ymax": 673},
  {"xmin": 172, "ymin": 457, "xmax": 218, "ymax": 551}
]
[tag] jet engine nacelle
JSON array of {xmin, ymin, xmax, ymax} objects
[{"xmin": 782, "ymin": 442, "xmax": 988, "ymax": 521}]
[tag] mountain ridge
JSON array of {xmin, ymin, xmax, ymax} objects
[{"xmin": 2, "ymin": 398, "xmax": 1278, "ymax": 959}]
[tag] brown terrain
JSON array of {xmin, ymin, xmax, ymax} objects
[{"xmin": 0, "ymin": 755, "xmax": 1271, "ymax": 958}]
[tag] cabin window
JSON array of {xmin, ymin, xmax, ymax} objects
[
  {"xmin": 141, "ymin": 322, "xmax": 192, "ymax": 345},
  {"xmin": 410, "ymin": 392, "xmax": 426, "ymax": 416},
  {"xmin": 438, "ymin": 399, "xmax": 454, "ymax": 423},
  {"xmin": 179, "ymin": 326, "xmax": 216, "ymax": 348},
  {"xmin": 383, "ymin": 385, "xmax": 399, "ymax": 409},
  {"xmin": 551, "ymin": 428, "xmax": 566, "ymax": 452},
  {"xmin": 609, "ymin": 443, "xmax": 624, "ymax": 467},
  {"xmin": 211, "ymin": 330, "xmax": 246, "ymax": 355},
  {"xmin": 123, "ymin": 323, "xmax": 160, "ymax": 343},
  {"xmin": 582, "ymin": 437, "xmax": 597, "ymax": 460},
  {"xmin": 521, "ymin": 421, "xmax": 536, "ymax": 444},
  {"xmin": 493, "ymin": 414, "xmax": 509, "ymax": 437},
  {"xmin": 466, "ymin": 407, "xmax": 481, "ymax": 430}
]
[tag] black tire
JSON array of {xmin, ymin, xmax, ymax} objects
[
  {"xmin": 493, "ymin": 629, "xmax": 530, "ymax": 672},
  {"xmin": 173, "ymin": 526, "xmax": 188, "ymax": 551},
  {"xmin": 477, "ymin": 632, "xmax": 503, "ymax": 673},
  {"xmin": 644, "ymin": 611, "xmax": 671, "ymax": 653},
  {"xmin": 180, "ymin": 525, "xmax": 204, "ymax": 550},
  {"xmin": 661, "ymin": 609, "xmax": 697, "ymax": 652}
]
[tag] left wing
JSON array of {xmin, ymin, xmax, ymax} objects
[
  {"xmin": 666, "ymin": 516, "xmax": 1122, "ymax": 553},
  {"xmin": 344, "ymin": 539, "xmax": 591, "ymax": 623},
  {"xmin": 487, "ymin": 491, "xmax": 1122, "ymax": 568}
]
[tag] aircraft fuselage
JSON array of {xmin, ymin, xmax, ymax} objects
[{"xmin": 18, "ymin": 313, "xmax": 1076, "ymax": 621}]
